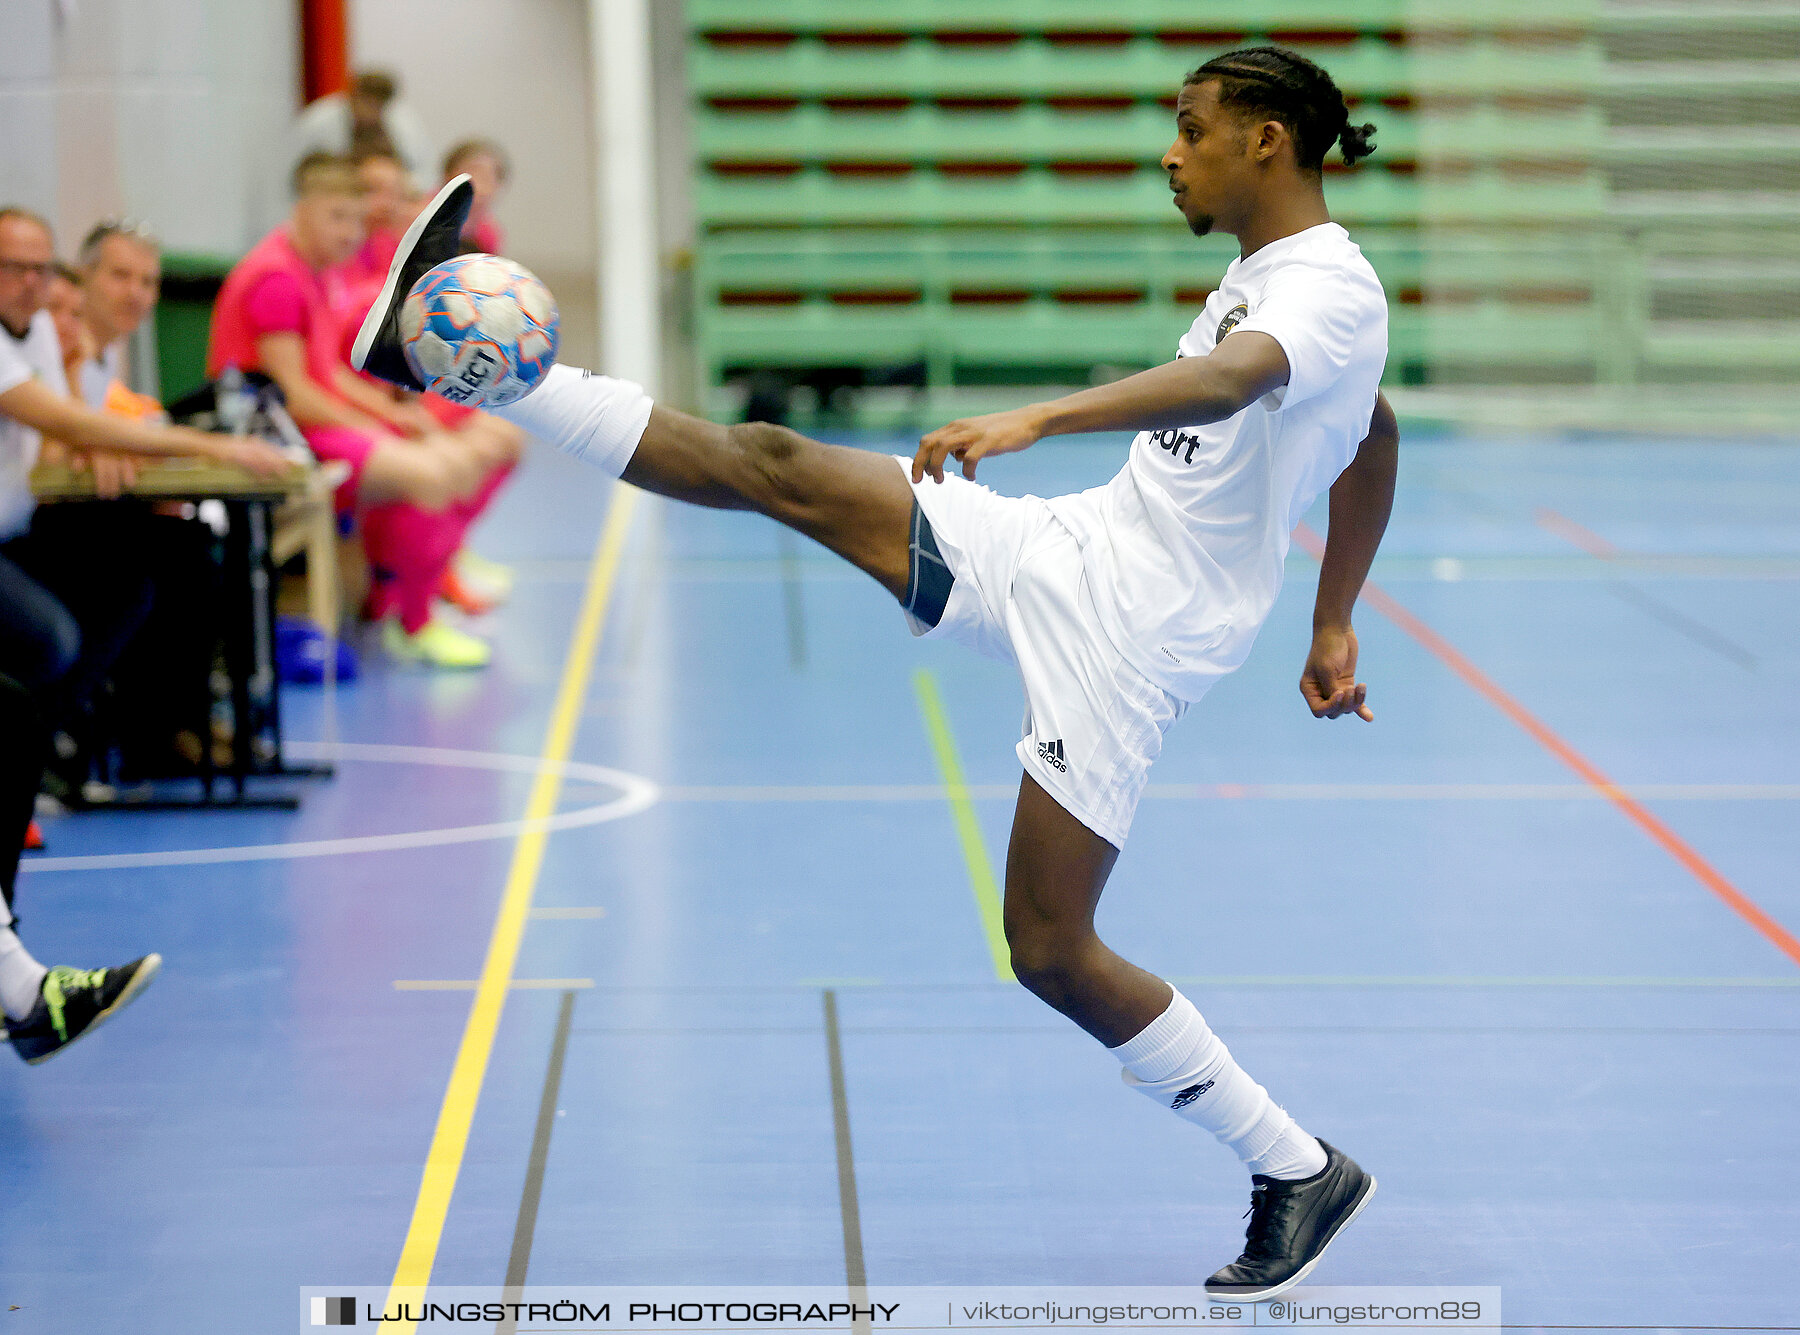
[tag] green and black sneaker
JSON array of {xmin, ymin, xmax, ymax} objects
[{"xmin": 6, "ymin": 955, "xmax": 161, "ymax": 1065}]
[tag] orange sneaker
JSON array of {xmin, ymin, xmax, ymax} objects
[{"xmin": 438, "ymin": 567, "xmax": 497, "ymax": 616}]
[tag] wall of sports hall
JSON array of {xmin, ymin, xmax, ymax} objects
[
  {"xmin": 680, "ymin": 1, "xmax": 1800, "ymax": 436},
  {"xmin": 0, "ymin": 0, "xmax": 678, "ymax": 388},
  {"xmin": 4, "ymin": 1, "xmax": 1796, "ymax": 428}
]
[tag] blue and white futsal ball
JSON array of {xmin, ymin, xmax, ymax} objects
[{"xmin": 400, "ymin": 254, "xmax": 559, "ymax": 408}]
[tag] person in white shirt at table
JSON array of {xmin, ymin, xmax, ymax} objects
[{"xmin": 0, "ymin": 207, "xmax": 285, "ymax": 728}]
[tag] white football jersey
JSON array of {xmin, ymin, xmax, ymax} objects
[
  {"xmin": 0, "ymin": 310, "xmax": 70, "ymax": 541},
  {"xmin": 1048, "ymin": 221, "xmax": 1389, "ymax": 701}
]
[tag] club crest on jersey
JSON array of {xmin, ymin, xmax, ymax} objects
[{"xmin": 1216, "ymin": 303, "xmax": 1249, "ymax": 343}]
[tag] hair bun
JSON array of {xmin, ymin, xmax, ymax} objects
[{"xmin": 1340, "ymin": 121, "xmax": 1377, "ymax": 165}]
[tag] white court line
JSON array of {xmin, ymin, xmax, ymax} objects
[
  {"xmin": 506, "ymin": 555, "xmax": 1800, "ymax": 584},
  {"xmin": 22, "ymin": 743, "xmax": 659, "ymax": 874},
  {"xmin": 25, "ymin": 750, "xmax": 1799, "ymax": 875},
  {"xmin": 656, "ymin": 781, "xmax": 1800, "ymax": 803}
]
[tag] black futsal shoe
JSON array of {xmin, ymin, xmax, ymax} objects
[
  {"xmin": 350, "ymin": 173, "xmax": 475, "ymax": 390},
  {"xmin": 1205, "ymin": 1139, "xmax": 1376, "ymax": 1301},
  {"xmin": 7, "ymin": 955, "xmax": 162, "ymax": 1065}
]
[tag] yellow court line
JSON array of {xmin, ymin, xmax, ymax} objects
[
  {"xmin": 382, "ymin": 486, "xmax": 639, "ymax": 1327},
  {"xmin": 912, "ymin": 669, "xmax": 1013, "ymax": 982},
  {"xmin": 392, "ymin": 979, "xmax": 597, "ymax": 991}
]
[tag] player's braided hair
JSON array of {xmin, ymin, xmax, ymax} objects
[{"xmin": 1184, "ymin": 46, "xmax": 1377, "ymax": 171}]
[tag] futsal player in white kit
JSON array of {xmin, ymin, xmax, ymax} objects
[{"xmin": 357, "ymin": 47, "xmax": 1398, "ymax": 1298}]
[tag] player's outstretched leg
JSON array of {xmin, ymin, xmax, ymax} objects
[
  {"xmin": 627, "ymin": 405, "xmax": 914, "ymax": 600},
  {"xmin": 1003, "ymin": 773, "xmax": 1374, "ymax": 1299},
  {"xmin": 492, "ymin": 380, "xmax": 915, "ymax": 601},
  {"xmin": 350, "ymin": 178, "xmax": 916, "ymax": 601}
]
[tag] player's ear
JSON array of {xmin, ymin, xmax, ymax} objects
[{"xmin": 1253, "ymin": 119, "xmax": 1286, "ymax": 165}]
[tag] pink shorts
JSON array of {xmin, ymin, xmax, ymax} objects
[
  {"xmin": 302, "ymin": 426, "xmax": 376, "ymax": 511},
  {"xmin": 422, "ymin": 393, "xmax": 478, "ymax": 430}
]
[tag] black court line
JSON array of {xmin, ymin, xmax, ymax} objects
[
  {"xmin": 1422, "ymin": 482, "xmax": 1760, "ymax": 670},
  {"xmin": 1531, "ymin": 506, "xmax": 1761, "ymax": 672},
  {"xmin": 496, "ymin": 989, "xmax": 578, "ymax": 1335},
  {"xmin": 777, "ymin": 529, "xmax": 808, "ymax": 668},
  {"xmin": 822, "ymin": 989, "xmax": 871, "ymax": 1335},
  {"xmin": 1604, "ymin": 580, "xmax": 1760, "ymax": 671}
]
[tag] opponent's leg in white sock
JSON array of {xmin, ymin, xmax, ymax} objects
[
  {"xmin": 0, "ymin": 901, "xmax": 47, "ymax": 1021},
  {"xmin": 490, "ymin": 364, "xmax": 654, "ymax": 478},
  {"xmin": 1111, "ymin": 985, "xmax": 1327, "ymax": 1181}
]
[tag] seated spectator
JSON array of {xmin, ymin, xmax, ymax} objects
[
  {"xmin": 0, "ymin": 207, "xmax": 285, "ymax": 750},
  {"xmin": 209, "ymin": 155, "xmax": 515, "ymax": 667},
  {"xmin": 443, "ymin": 139, "xmax": 510, "ymax": 255},
  {"xmin": 41, "ymin": 262, "xmax": 139, "ymax": 499},
  {"xmin": 72, "ymin": 221, "xmax": 226, "ymax": 780},
  {"xmin": 44, "ymin": 262, "xmax": 91, "ymax": 392},
  {"xmin": 74, "ymin": 220, "xmax": 165, "ymax": 420},
  {"xmin": 341, "ymin": 150, "xmax": 519, "ymax": 617},
  {"xmin": 343, "ymin": 149, "xmax": 419, "ymax": 296},
  {"xmin": 289, "ymin": 69, "xmax": 435, "ymax": 186}
]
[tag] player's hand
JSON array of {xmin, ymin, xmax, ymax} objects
[
  {"xmin": 913, "ymin": 406, "xmax": 1046, "ymax": 484},
  {"xmin": 1300, "ymin": 624, "xmax": 1373, "ymax": 721},
  {"xmin": 87, "ymin": 450, "xmax": 139, "ymax": 498},
  {"xmin": 208, "ymin": 434, "xmax": 293, "ymax": 479}
]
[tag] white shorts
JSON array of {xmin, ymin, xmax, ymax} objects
[{"xmin": 898, "ymin": 458, "xmax": 1189, "ymax": 848}]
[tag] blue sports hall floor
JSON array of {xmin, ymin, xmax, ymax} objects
[{"xmin": 4, "ymin": 431, "xmax": 1798, "ymax": 1332}]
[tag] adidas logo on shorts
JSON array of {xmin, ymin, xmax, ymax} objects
[{"xmin": 1037, "ymin": 738, "xmax": 1068, "ymax": 773}]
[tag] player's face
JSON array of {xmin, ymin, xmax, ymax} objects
[
  {"xmin": 349, "ymin": 92, "xmax": 385, "ymax": 128},
  {"xmin": 296, "ymin": 192, "xmax": 367, "ymax": 267},
  {"xmin": 84, "ymin": 234, "xmax": 160, "ymax": 342},
  {"xmin": 1162, "ymin": 81, "xmax": 1255, "ymax": 239},
  {"xmin": 0, "ymin": 216, "xmax": 54, "ymax": 334},
  {"xmin": 46, "ymin": 274, "xmax": 85, "ymax": 361},
  {"xmin": 455, "ymin": 153, "xmax": 504, "ymax": 210},
  {"xmin": 358, "ymin": 157, "xmax": 410, "ymax": 234}
]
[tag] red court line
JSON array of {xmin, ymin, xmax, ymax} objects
[
  {"xmin": 1294, "ymin": 522, "xmax": 1800, "ymax": 968},
  {"xmin": 1533, "ymin": 506, "xmax": 1620, "ymax": 559}
]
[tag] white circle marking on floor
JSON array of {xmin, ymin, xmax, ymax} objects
[{"xmin": 21, "ymin": 741, "xmax": 660, "ymax": 874}]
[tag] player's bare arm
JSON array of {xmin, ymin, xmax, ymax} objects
[
  {"xmin": 329, "ymin": 363, "xmax": 440, "ymax": 437},
  {"xmin": 1301, "ymin": 390, "xmax": 1397, "ymax": 722},
  {"xmin": 257, "ymin": 332, "xmax": 391, "ymax": 437},
  {"xmin": 0, "ymin": 376, "xmax": 289, "ymax": 477},
  {"xmin": 914, "ymin": 330, "xmax": 1291, "ymax": 483}
]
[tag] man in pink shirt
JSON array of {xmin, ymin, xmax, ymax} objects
[
  {"xmin": 340, "ymin": 149, "xmax": 520, "ymax": 616},
  {"xmin": 443, "ymin": 139, "xmax": 509, "ymax": 256},
  {"xmin": 210, "ymin": 154, "xmax": 516, "ymax": 667},
  {"xmin": 344, "ymin": 150, "xmax": 415, "ymax": 294}
]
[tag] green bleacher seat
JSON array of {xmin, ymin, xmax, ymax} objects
[
  {"xmin": 685, "ymin": 0, "xmax": 1598, "ymax": 35},
  {"xmin": 688, "ymin": 2, "xmax": 1614, "ymax": 422}
]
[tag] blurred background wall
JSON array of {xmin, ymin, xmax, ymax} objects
[
  {"xmin": 0, "ymin": 0, "xmax": 296, "ymax": 256},
  {"xmin": 350, "ymin": 0, "xmax": 597, "ymax": 292},
  {"xmin": 5, "ymin": 0, "xmax": 1796, "ymax": 428}
]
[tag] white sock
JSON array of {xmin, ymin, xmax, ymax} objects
[
  {"xmin": 491, "ymin": 364, "xmax": 653, "ymax": 478},
  {"xmin": 0, "ymin": 915, "xmax": 47, "ymax": 1022},
  {"xmin": 1110, "ymin": 985, "xmax": 1328, "ymax": 1181}
]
